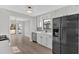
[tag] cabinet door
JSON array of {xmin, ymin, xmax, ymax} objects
[
  {"xmin": 46, "ymin": 35, "xmax": 52, "ymax": 49},
  {"xmin": 41, "ymin": 34, "xmax": 47, "ymax": 47},
  {"xmin": 37, "ymin": 33, "xmax": 42, "ymax": 44}
]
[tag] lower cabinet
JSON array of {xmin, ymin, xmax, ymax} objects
[
  {"xmin": 37, "ymin": 33, "xmax": 52, "ymax": 49},
  {"xmin": 46, "ymin": 35, "xmax": 52, "ymax": 49},
  {"xmin": 37, "ymin": 33, "xmax": 42, "ymax": 44},
  {"xmin": 41, "ymin": 34, "xmax": 47, "ymax": 47}
]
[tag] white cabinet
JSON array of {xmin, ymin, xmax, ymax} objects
[
  {"xmin": 37, "ymin": 33, "xmax": 47, "ymax": 47},
  {"xmin": 41, "ymin": 34, "xmax": 47, "ymax": 47},
  {"xmin": 46, "ymin": 34, "xmax": 52, "ymax": 49},
  {"xmin": 37, "ymin": 32, "xmax": 52, "ymax": 49},
  {"xmin": 37, "ymin": 33, "xmax": 42, "ymax": 44}
]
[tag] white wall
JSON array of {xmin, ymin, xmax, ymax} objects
[
  {"xmin": 25, "ymin": 20, "xmax": 30, "ymax": 37},
  {"xmin": 0, "ymin": 9, "xmax": 9, "ymax": 37},
  {"xmin": 24, "ymin": 17, "xmax": 36, "ymax": 40},
  {"xmin": 0, "ymin": 8, "xmax": 34, "ymax": 39}
]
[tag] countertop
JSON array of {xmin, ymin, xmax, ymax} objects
[{"xmin": 34, "ymin": 31, "xmax": 52, "ymax": 35}]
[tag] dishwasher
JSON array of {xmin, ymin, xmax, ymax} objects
[{"xmin": 32, "ymin": 32, "xmax": 37, "ymax": 43}]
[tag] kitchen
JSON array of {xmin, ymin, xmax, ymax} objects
[{"xmin": 0, "ymin": 5, "xmax": 79, "ymax": 54}]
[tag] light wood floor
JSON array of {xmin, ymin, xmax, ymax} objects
[{"xmin": 11, "ymin": 36, "xmax": 52, "ymax": 54}]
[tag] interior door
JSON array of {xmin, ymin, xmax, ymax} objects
[{"xmin": 61, "ymin": 15, "xmax": 78, "ymax": 54}]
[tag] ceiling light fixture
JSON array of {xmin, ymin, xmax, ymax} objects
[
  {"xmin": 26, "ymin": 6, "xmax": 32, "ymax": 13},
  {"xmin": 27, "ymin": 10, "xmax": 32, "ymax": 13}
]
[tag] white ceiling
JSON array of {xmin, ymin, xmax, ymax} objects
[{"xmin": 0, "ymin": 5, "xmax": 67, "ymax": 16}]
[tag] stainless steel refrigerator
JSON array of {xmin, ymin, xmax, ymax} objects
[{"xmin": 53, "ymin": 14, "xmax": 78, "ymax": 54}]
